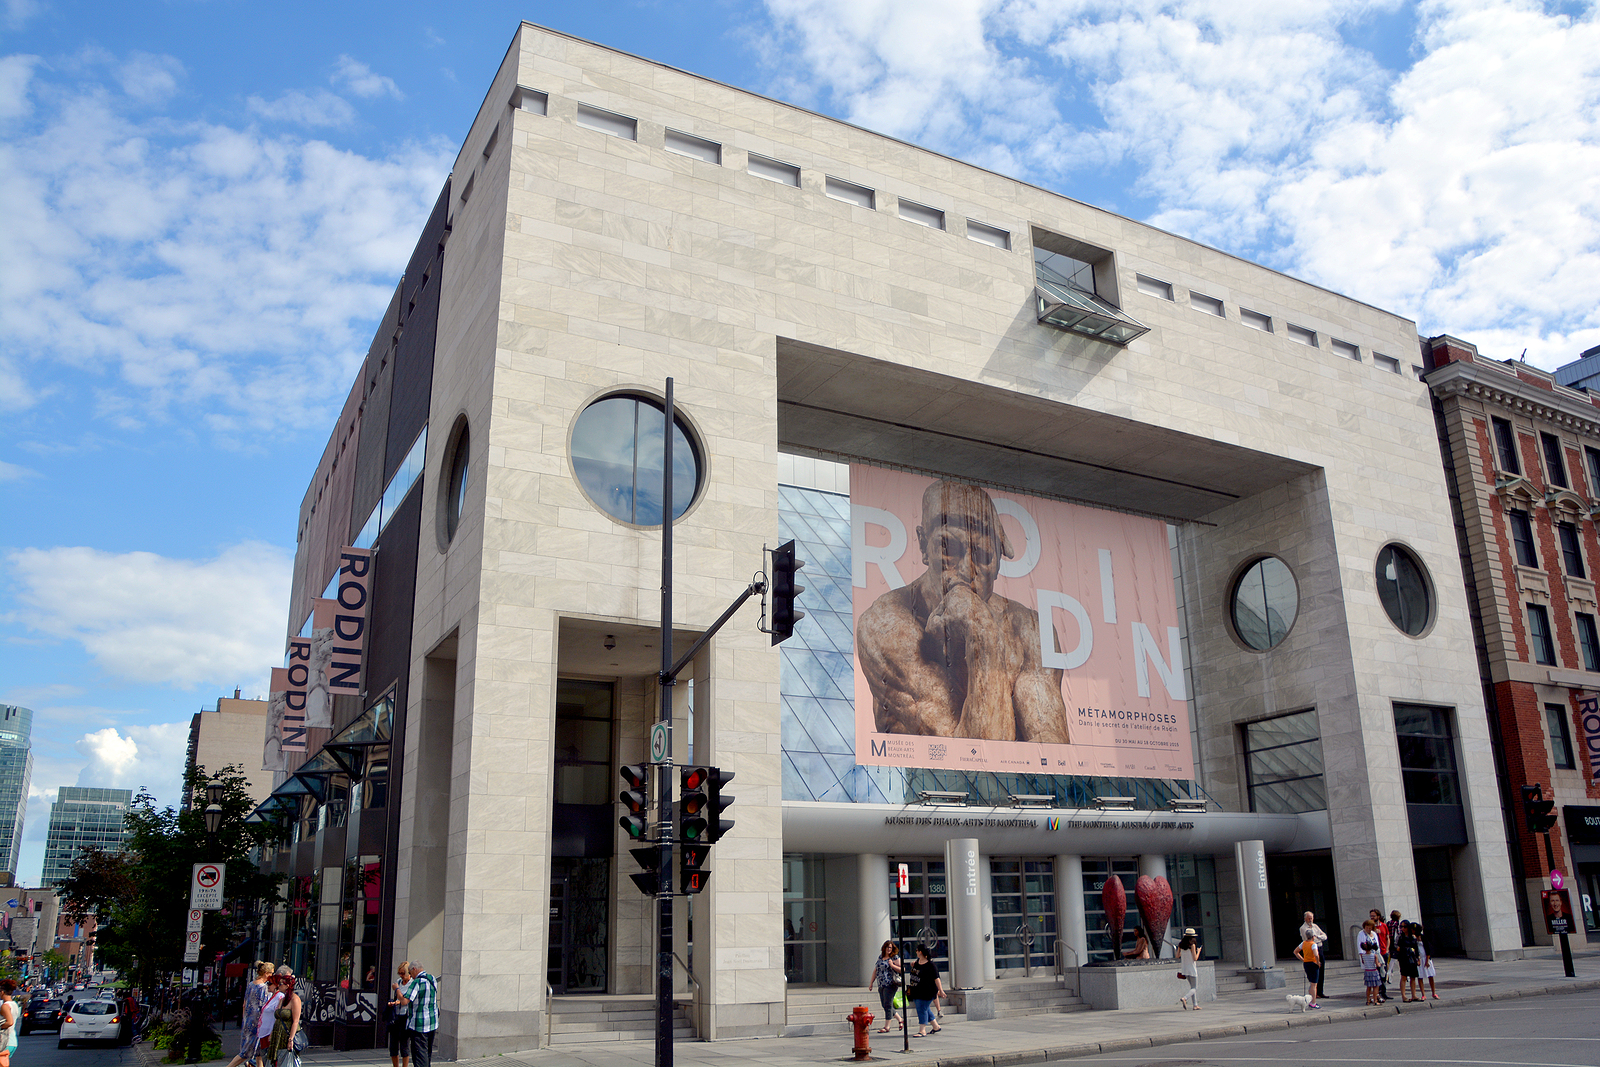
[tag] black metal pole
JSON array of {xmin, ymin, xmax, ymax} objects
[
  {"xmin": 657, "ymin": 378, "xmax": 676, "ymax": 1067},
  {"xmin": 1542, "ymin": 831, "xmax": 1576, "ymax": 978}
]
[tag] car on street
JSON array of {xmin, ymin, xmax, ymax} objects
[
  {"xmin": 58, "ymin": 1000, "xmax": 120, "ymax": 1047},
  {"xmin": 20, "ymin": 999, "xmax": 64, "ymax": 1034}
]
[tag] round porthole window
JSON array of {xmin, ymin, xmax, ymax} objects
[
  {"xmin": 571, "ymin": 393, "xmax": 702, "ymax": 526},
  {"xmin": 1376, "ymin": 543, "xmax": 1433, "ymax": 636},
  {"xmin": 446, "ymin": 426, "xmax": 469, "ymax": 540},
  {"xmin": 1230, "ymin": 556, "xmax": 1298, "ymax": 650}
]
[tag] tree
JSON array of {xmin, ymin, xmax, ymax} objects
[{"xmin": 56, "ymin": 763, "xmax": 288, "ymax": 987}]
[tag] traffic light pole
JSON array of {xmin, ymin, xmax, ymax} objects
[
  {"xmin": 657, "ymin": 379, "xmax": 676, "ymax": 1067},
  {"xmin": 1541, "ymin": 830, "xmax": 1576, "ymax": 979}
]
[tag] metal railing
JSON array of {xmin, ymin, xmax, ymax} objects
[
  {"xmin": 541, "ymin": 983, "xmax": 552, "ymax": 1049},
  {"xmin": 1054, "ymin": 940, "xmax": 1081, "ymax": 993}
]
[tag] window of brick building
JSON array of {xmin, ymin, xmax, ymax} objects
[
  {"xmin": 1545, "ymin": 703, "xmax": 1576, "ymax": 769},
  {"xmin": 1528, "ymin": 603, "xmax": 1556, "ymax": 665},
  {"xmin": 1509, "ymin": 510, "xmax": 1538, "ymax": 567},
  {"xmin": 1493, "ymin": 417, "xmax": 1520, "ymax": 474},
  {"xmin": 1542, "ymin": 432, "xmax": 1568, "ymax": 488}
]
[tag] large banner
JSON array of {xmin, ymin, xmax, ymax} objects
[
  {"xmin": 851, "ymin": 465, "xmax": 1192, "ymax": 778},
  {"xmin": 1579, "ymin": 693, "xmax": 1600, "ymax": 786}
]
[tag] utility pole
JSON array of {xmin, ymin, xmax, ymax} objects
[
  {"xmin": 657, "ymin": 379, "xmax": 676, "ymax": 1067},
  {"xmin": 1522, "ymin": 783, "xmax": 1575, "ymax": 978}
]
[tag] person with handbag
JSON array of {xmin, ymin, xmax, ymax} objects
[
  {"xmin": 1174, "ymin": 928, "xmax": 1201, "ymax": 1010},
  {"xmin": 261, "ymin": 970, "xmax": 303, "ymax": 1067},
  {"xmin": 866, "ymin": 942, "xmax": 902, "ymax": 1033}
]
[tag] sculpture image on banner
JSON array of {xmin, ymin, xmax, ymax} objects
[{"xmin": 853, "ymin": 465, "xmax": 1192, "ymax": 778}]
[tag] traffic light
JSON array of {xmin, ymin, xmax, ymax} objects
[
  {"xmin": 680, "ymin": 842, "xmax": 711, "ymax": 895},
  {"xmin": 769, "ymin": 540, "xmax": 806, "ymax": 645},
  {"xmin": 627, "ymin": 846, "xmax": 663, "ymax": 896},
  {"xmin": 707, "ymin": 766, "xmax": 736, "ymax": 843},
  {"xmin": 1523, "ymin": 783, "xmax": 1558, "ymax": 833},
  {"xmin": 619, "ymin": 764, "xmax": 650, "ymax": 842},
  {"xmin": 680, "ymin": 766, "xmax": 711, "ymax": 845}
]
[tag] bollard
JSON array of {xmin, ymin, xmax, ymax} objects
[{"xmin": 846, "ymin": 1004, "xmax": 875, "ymax": 1060}]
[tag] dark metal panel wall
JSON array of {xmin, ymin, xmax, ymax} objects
[{"xmin": 385, "ymin": 181, "xmax": 450, "ymax": 484}]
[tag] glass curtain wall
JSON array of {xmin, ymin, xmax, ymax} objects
[{"xmin": 782, "ymin": 855, "xmax": 828, "ymax": 983}]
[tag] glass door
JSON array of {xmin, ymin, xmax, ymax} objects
[
  {"xmin": 889, "ymin": 857, "xmax": 949, "ymax": 970},
  {"xmin": 547, "ymin": 875, "xmax": 568, "ymax": 993},
  {"xmin": 992, "ymin": 858, "xmax": 1055, "ymax": 975}
]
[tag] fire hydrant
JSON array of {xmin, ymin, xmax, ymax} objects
[{"xmin": 846, "ymin": 1004, "xmax": 875, "ymax": 1060}]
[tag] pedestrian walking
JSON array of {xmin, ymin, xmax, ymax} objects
[
  {"xmin": 0, "ymin": 978, "xmax": 19, "ymax": 1067},
  {"xmin": 907, "ymin": 947, "xmax": 943, "ymax": 1037},
  {"xmin": 867, "ymin": 942, "xmax": 902, "ymax": 1033},
  {"xmin": 386, "ymin": 964, "xmax": 412, "ymax": 1067},
  {"xmin": 1175, "ymin": 928, "xmax": 1202, "ymax": 1011},
  {"xmin": 1292, "ymin": 929, "xmax": 1321, "ymax": 1009},
  {"xmin": 1298, "ymin": 911, "xmax": 1328, "ymax": 999},
  {"xmin": 260, "ymin": 970, "xmax": 302, "ymax": 1067},
  {"xmin": 397, "ymin": 961, "xmax": 439, "ymax": 1067},
  {"xmin": 223, "ymin": 962, "xmax": 273, "ymax": 1067}
]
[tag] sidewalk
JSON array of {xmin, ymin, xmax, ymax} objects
[{"xmin": 298, "ymin": 951, "xmax": 1600, "ymax": 1067}]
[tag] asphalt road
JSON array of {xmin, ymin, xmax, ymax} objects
[
  {"xmin": 1063, "ymin": 987, "xmax": 1600, "ymax": 1067},
  {"xmin": 15, "ymin": 1028, "xmax": 142, "ymax": 1067}
]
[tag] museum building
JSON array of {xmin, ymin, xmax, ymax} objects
[{"xmin": 250, "ymin": 21, "xmax": 1523, "ymax": 1057}]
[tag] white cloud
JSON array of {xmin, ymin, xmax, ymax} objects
[
  {"xmin": 5, "ymin": 541, "xmax": 294, "ymax": 691},
  {"xmin": 116, "ymin": 52, "xmax": 183, "ymax": 104},
  {"xmin": 758, "ymin": 0, "xmax": 1600, "ymax": 367},
  {"xmin": 1, "ymin": 0, "xmax": 41, "ymax": 33},
  {"xmin": 0, "ymin": 458, "xmax": 36, "ymax": 481},
  {"xmin": 333, "ymin": 55, "xmax": 403, "ymax": 100},
  {"xmin": 247, "ymin": 87, "xmax": 357, "ymax": 127},
  {"xmin": 75, "ymin": 722, "xmax": 190, "ymax": 798},
  {"xmin": 0, "ymin": 47, "xmax": 453, "ymax": 434}
]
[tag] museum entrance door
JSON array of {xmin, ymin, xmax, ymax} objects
[{"xmin": 889, "ymin": 857, "xmax": 950, "ymax": 971}]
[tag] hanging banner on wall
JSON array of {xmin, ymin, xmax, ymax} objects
[
  {"xmin": 326, "ymin": 547, "xmax": 373, "ymax": 696},
  {"xmin": 1578, "ymin": 693, "xmax": 1600, "ymax": 786},
  {"xmin": 851, "ymin": 464, "xmax": 1192, "ymax": 779}
]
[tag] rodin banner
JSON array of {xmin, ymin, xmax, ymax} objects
[
  {"xmin": 852, "ymin": 465, "xmax": 1191, "ymax": 778},
  {"xmin": 1578, "ymin": 693, "xmax": 1600, "ymax": 786}
]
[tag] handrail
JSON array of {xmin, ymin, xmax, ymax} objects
[
  {"xmin": 673, "ymin": 951, "xmax": 701, "ymax": 996},
  {"xmin": 542, "ymin": 983, "xmax": 552, "ymax": 1049},
  {"xmin": 1054, "ymin": 940, "xmax": 1081, "ymax": 993}
]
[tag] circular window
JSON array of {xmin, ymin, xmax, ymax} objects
[
  {"xmin": 1231, "ymin": 556, "xmax": 1298, "ymax": 650},
  {"xmin": 571, "ymin": 393, "xmax": 702, "ymax": 526},
  {"xmin": 1376, "ymin": 543, "xmax": 1433, "ymax": 636},
  {"xmin": 446, "ymin": 426, "xmax": 469, "ymax": 540}
]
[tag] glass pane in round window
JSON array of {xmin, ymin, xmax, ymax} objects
[
  {"xmin": 1231, "ymin": 556, "xmax": 1297, "ymax": 650},
  {"xmin": 1376, "ymin": 544, "xmax": 1431, "ymax": 636},
  {"xmin": 571, "ymin": 395, "xmax": 700, "ymax": 525},
  {"xmin": 446, "ymin": 428, "xmax": 469, "ymax": 539}
]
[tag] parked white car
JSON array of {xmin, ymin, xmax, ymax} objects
[{"xmin": 58, "ymin": 1000, "xmax": 120, "ymax": 1047}]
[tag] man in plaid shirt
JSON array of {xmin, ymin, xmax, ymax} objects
[{"xmin": 397, "ymin": 962, "xmax": 439, "ymax": 1067}]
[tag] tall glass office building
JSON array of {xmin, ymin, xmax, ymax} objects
[
  {"xmin": 0, "ymin": 706, "xmax": 32, "ymax": 878},
  {"xmin": 41, "ymin": 787, "xmax": 132, "ymax": 887}
]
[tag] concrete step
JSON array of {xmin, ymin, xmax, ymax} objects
[{"xmin": 548, "ymin": 1027, "xmax": 695, "ymax": 1045}]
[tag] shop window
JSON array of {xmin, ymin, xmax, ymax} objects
[
  {"xmin": 1242, "ymin": 709, "xmax": 1326, "ymax": 813},
  {"xmin": 1542, "ymin": 432, "xmax": 1569, "ymax": 488},
  {"xmin": 1528, "ymin": 603, "xmax": 1556, "ymax": 666},
  {"xmin": 1393, "ymin": 703, "xmax": 1460, "ymax": 805},
  {"xmin": 1578, "ymin": 612, "xmax": 1600, "ymax": 671},
  {"xmin": 1546, "ymin": 703, "xmax": 1576, "ymax": 768},
  {"xmin": 1493, "ymin": 417, "xmax": 1520, "ymax": 474},
  {"xmin": 1230, "ymin": 556, "xmax": 1298, "ymax": 650},
  {"xmin": 570, "ymin": 393, "xmax": 702, "ymax": 526},
  {"xmin": 1560, "ymin": 522, "xmax": 1586, "ymax": 577},
  {"xmin": 1508, "ymin": 510, "xmax": 1537, "ymax": 567},
  {"xmin": 1376, "ymin": 543, "xmax": 1433, "ymax": 636}
]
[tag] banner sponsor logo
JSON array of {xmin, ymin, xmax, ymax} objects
[{"xmin": 851, "ymin": 465, "xmax": 1191, "ymax": 779}]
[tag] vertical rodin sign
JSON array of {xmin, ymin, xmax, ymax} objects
[{"xmin": 190, "ymin": 862, "xmax": 226, "ymax": 910}]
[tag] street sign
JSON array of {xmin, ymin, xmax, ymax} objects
[
  {"xmin": 183, "ymin": 929, "xmax": 201, "ymax": 963},
  {"xmin": 1551, "ymin": 869, "xmax": 1565, "ymax": 890},
  {"xmin": 190, "ymin": 862, "xmax": 225, "ymax": 910},
  {"xmin": 186, "ymin": 909, "xmax": 204, "ymax": 933},
  {"xmin": 650, "ymin": 722, "xmax": 670, "ymax": 764},
  {"xmin": 4, "ymin": 899, "xmax": 16, "ymax": 908},
  {"xmin": 897, "ymin": 863, "xmax": 909, "ymax": 893}
]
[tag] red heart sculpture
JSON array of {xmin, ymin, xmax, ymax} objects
[
  {"xmin": 1102, "ymin": 874, "xmax": 1127, "ymax": 957},
  {"xmin": 1135, "ymin": 874, "xmax": 1174, "ymax": 949}
]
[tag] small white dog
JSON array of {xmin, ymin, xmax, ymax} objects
[{"xmin": 1286, "ymin": 994, "xmax": 1314, "ymax": 1012}]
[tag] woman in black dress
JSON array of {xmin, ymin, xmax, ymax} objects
[{"xmin": 908, "ymin": 948, "xmax": 944, "ymax": 1037}]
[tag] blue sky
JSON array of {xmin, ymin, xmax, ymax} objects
[{"xmin": 2, "ymin": 0, "xmax": 1597, "ymax": 885}]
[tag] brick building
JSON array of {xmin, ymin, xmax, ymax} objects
[{"xmin": 1426, "ymin": 335, "xmax": 1600, "ymax": 944}]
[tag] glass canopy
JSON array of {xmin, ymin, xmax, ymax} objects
[{"xmin": 1033, "ymin": 260, "xmax": 1149, "ymax": 345}]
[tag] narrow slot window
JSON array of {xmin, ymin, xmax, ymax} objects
[
  {"xmin": 459, "ymin": 171, "xmax": 475, "ymax": 204},
  {"xmin": 1286, "ymin": 323, "xmax": 1317, "ymax": 347},
  {"xmin": 825, "ymin": 176, "xmax": 875, "ymax": 209},
  {"xmin": 514, "ymin": 86, "xmax": 548, "ymax": 115},
  {"xmin": 1135, "ymin": 275, "xmax": 1174, "ymax": 301},
  {"xmin": 1190, "ymin": 292, "xmax": 1224, "ymax": 317},
  {"xmin": 482, "ymin": 123, "xmax": 500, "ymax": 160},
  {"xmin": 665, "ymin": 129, "xmax": 721, "ymax": 165},
  {"xmin": 897, "ymin": 199, "xmax": 945, "ymax": 230},
  {"xmin": 575, "ymin": 103, "xmax": 638, "ymax": 140},
  {"xmin": 966, "ymin": 219, "xmax": 1010, "ymax": 249},
  {"xmin": 747, "ymin": 152, "xmax": 800, "ymax": 187},
  {"xmin": 1240, "ymin": 308, "xmax": 1273, "ymax": 333},
  {"xmin": 1374, "ymin": 353, "xmax": 1402, "ymax": 373},
  {"xmin": 1331, "ymin": 338, "xmax": 1360, "ymax": 360}
]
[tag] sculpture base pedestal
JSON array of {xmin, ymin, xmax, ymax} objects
[{"xmin": 1078, "ymin": 959, "xmax": 1215, "ymax": 1010}]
